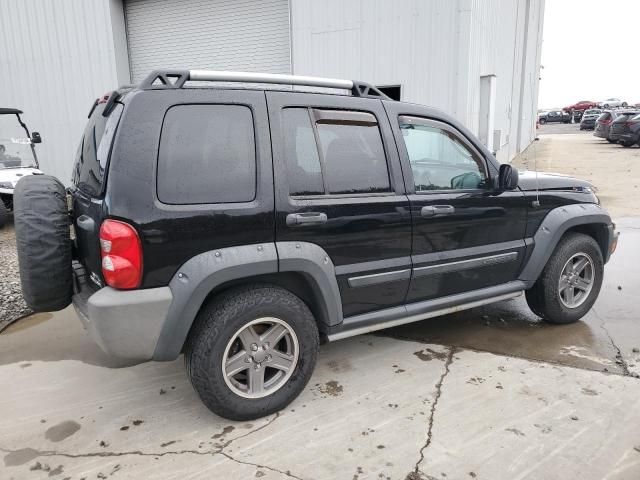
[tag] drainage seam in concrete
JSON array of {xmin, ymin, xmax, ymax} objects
[
  {"xmin": 1, "ymin": 412, "xmax": 305, "ymax": 480},
  {"xmin": 408, "ymin": 346, "xmax": 455, "ymax": 480},
  {"xmin": 592, "ymin": 307, "xmax": 633, "ymax": 377}
]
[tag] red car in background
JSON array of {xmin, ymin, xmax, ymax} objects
[{"xmin": 564, "ymin": 100, "xmax": 597, "ymax": 113}]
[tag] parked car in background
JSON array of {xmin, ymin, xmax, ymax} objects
[
  {"xmin": 564, "ymin": 100, "xmax": 597, "ymax": 114},
  {"xmin": 595, "ymin": 111, "xmax": 622, "ymax": 142},
  {"xmin": 538, "ymin": 110, "xmax": 571, "ymax": 124},
  {"xmin": 617, "ymin": 113, "xmax": 640, "ymax": 147},
  {"xmin": 597, "ymin": 98, "xmax": 628, "ymax": 109},
  {"xmin": 610, "ymin": 111, "xmax": 640, "ymax": 146},
  {"xmin": 579, "ymin": 109, "xmax": 602, "ymax": 130}
]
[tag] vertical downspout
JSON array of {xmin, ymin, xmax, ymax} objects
[
  {"xmin": 516, "ymin": 0, "xmax": 532, "ymax": 153},
  {"xmin": 454, "ymin": 0, "xmax": 473, "ymax": 125}
]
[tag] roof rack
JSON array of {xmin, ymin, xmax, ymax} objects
[{"xmin": 139, "ymin": 70, "xmax": 390, "ymax": 100}]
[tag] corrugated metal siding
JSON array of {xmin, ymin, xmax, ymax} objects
[
  {"xmin": 124, "ymin": 0, "xmax": 292, "ymax": 83},
  {"xmin": 291, "ymin": 0, "xmax": 544, "ymax": 162},
  {"xmin": 0, "ymin": 0, "xmax": 123, "ymax": 184}
]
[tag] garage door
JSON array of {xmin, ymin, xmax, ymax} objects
[{"xmin": 124, "ymin": 0, "xmax": 291, "ymax": 83}]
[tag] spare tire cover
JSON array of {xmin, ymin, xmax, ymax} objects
[{"xmin": 14, "ymin": 175, "xmax": 72, "ymax": 312}]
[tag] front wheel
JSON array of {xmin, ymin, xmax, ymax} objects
[
  {"xmin": 607, "ymin": 138, "xmax": 617, "ymax": 143},
  {"xmin": 525, "ymin": 233, "xmax": 603, "ymax": 324},
  {"xmin": 185, "ymin": 285, "xmax": 319, "ymax": 420},
  {"xmin": 621, "ymin": 141, "xmax": 634, "ymax": 147},
  {"xmin": 622, "ymin": 102, "xmax": 628, "ymax": 107},
  {"xmin": 539, "ymin": 118, "xmax": 547, "ymax": 125}
]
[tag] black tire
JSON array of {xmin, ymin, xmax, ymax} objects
[
  {"xmin": 185, "ymin": 284, "xmax": 319, "ymax": 420},
  {"xmin": 13, "ymin": 175, "xmax": 72, "ymax": 312},
  {"xmin": 622, "ymin": 102, "xmax": 628, "ymax": 107},
  {"xmin": 607, "ymin": 138, "xmax": 617, "ymax": 143},
  {"xmin": 525, "ymin": 233, "xmax": 603, "ymax": 325},
  {"xmin": 0, "ymin": 199, "xmax": 7, "ymax": 229},
  {"xmin": 604, "ymin": 104, "xmax": 610, "ymax": 109},
  {"xmin": 539, "ymin": 118, "xmax": 547, "ymax": 125},
  {"xmin": 621, "ymin": 141, "xmax": 633, "ymax": 147}
]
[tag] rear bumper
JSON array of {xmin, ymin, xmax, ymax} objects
[
  {"xmin": 73, "ymin": 268, "xmax": 172, "ymax": 363},
  {"xmin": 619, "ymin": 133, "xmax": 639, "ymax": 143}
]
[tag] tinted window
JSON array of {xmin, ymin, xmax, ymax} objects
[
  {"xmin": 316, "ymin": 115, "xmax": 390, "ymax": 194},
  {"xmin": 157, "ymin": 104, "xmax": 256, "ymax": 204},
  {"xmin": 282, "ymin": 108, "xmax": 323, "ymax": 195},
  {"xmin": 72, "ymin": 102, "xmax": 123, "ymax": 196},
  {"xmin": 399, "ymin": 117, "xmax": 487, "ymax": 191}
]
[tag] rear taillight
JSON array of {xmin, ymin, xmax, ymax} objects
[{"xmin": 99, "ymin": 219, "xmax": 143, "ymax": 289}]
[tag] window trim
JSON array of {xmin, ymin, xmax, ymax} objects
[
  {"xmin": 283, "ymin": 106, "xmax": 395, "ymax": 199},
  {"xmin": 397, "ymin": 116, "xmax": 491, "ymax": 195},
  {"xmin": 155, "ymin": 102, "xmax": 258, "ymax": 206}
]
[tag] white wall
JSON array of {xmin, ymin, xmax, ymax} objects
[
  {"xmin": 291, "ymin": 0, "xmax": 545, "ymax": 163},
  {"xmin": 0, "ymin": 0, "xmax": 128, "ymax": 184}
]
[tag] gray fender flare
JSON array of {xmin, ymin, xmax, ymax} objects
[
  {"xmin": 277, "ymin": 241, "xmax": 343, "ymax": 327},
  {"xmin": 518, "ymin": 203, "xmax": 613, "ymax": 287},
  {"xmin": 153, "ymin": 242, "xmax": 342, "ymax": 361}
]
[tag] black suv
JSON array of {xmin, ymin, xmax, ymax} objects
[{"xmin": 14, "ymin": 70, "xmax": 618, "ymax": 420}]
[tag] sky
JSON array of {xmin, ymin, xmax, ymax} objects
[{"xmin": 538, "ymin": 0, "xmax": 640, "ymax": 109}]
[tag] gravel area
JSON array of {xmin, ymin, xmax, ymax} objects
[{"xmin": 0, "ymin": 219, "xmax": 31, "ymax": 331}]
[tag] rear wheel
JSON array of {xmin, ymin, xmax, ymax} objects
[
  {"xmin": 13, "ymin": 175, "xmax": 72, "ymax": 312},
  {"xmin": 525, "ymin": 233, "xmax": 603, "ymax": 324},
  {"xmin": 0, "ymin": 199, "xmax": 7, "ymax": 229},
  {"xmin": 185, "ymin": 285, "xmax": 319, "ymax": 420},
  {"xmin": 621, "ymin": 141, "xmax": 634, "ymax": 147}
]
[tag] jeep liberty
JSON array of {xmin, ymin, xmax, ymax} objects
[{"xmin": 14, "ymin": 70, "xmax": 619, "ymax": 420}]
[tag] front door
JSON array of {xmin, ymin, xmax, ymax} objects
[
  {"xmin": 267, "ymin": 91, "xmax": 412, "ymax": 318},
  {"xmin": 384, "ymin": 102, "xmax": 528, "ymax": 303}
]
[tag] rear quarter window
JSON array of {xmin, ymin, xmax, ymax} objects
[
  {"xmin": 72, "ymin": 102, "xmax": 123, "ymax": 196},
  {"xmin": 157, "ymin": 104, "xmax": 256, "ymax": 204}
]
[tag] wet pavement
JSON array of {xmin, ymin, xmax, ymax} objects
[
  {"xmin": 1, "ymin": 220, "xmax": 640, "ymax": 479},
  {"xmin": 385, "ymin": 218, "xmax": 640, "ymax": 377}
]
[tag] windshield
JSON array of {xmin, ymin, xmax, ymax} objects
[{"xmin": 0, "ymin": 114, "xmax": 36, "ymax": 169}]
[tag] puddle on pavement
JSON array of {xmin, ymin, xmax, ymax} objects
[
  {"xmin": 382, "ymin": 295, "xmax": 621, "ymax": 373},
  {"xmin": 0, "ymin": 307, "xmax": 134, "ymax": 368},
  {"xmin": 44, "ymin": 420, "xmax": 81, "ymax": 442},
  {"xmin": 2, "ymin": 312, "xmax": 52, "ymax": 334},
  {"xmin": 3, "ymin": 447, "xmax": 40, "ymax": 467}
]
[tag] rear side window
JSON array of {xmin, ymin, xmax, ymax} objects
[
  {"xmin": 281, "ymin": 108, "xmax": 391, "ymax": 196},
  {"xmin": 72, "ymin": 102, "xmax": 123, "ymax": 196},
  {"xmin": 157, "ymin": 104, "xmax": 256, "ymax": 204}
]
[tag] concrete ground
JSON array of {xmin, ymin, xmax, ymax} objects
[{"xmin": 2, "ymin": 133, "xmax": 640, "ymax": 480}]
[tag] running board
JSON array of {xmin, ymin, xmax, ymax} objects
[{"xmin": 327, "ymin": 281, "xmax": 525, "ymax": 341}]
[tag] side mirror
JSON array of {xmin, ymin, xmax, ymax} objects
[
  {"xmin": 498, "ymin": 164, "xmax": 519, "ymax": 190},
  {"xmin": 31, "ymin": 132, "xmax": 42, "ymax": 144}
]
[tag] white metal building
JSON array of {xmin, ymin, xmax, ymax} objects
[{"xmin": 0, "ymin": 0, "xmax": 544, "ymax": 184}]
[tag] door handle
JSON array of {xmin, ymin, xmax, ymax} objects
[
  {"xmin": 421, "ymin": 205, "xmax": 455, "ymax": 217},
  {"xmin": 286, "ymin": 212, "xmax": 328, "ymax": 226}
]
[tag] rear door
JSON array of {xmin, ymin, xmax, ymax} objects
[
  {"xmin": 267, "ymin": 91, "xmax": 411, "ymax": 318},
  {"xmin": 71, "ymin": 100, "xmax": 123, "ymax": 284}
]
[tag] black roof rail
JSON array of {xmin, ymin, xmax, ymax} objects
[{"xmin": 138, "ymin": 69, "xmax": 391, "ymax": 100}]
